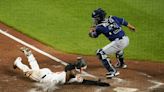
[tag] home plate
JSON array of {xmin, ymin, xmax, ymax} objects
[{"xmin": 113, "ymin": 87, "xmax": 139, "ymax": 92}]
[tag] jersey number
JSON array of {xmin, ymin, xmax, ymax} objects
[{"xmin": 108, "ymin": 23, "xmax": 121, "ymax": 35}]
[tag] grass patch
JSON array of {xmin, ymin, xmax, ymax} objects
[{"xmin": 0, "ymin": 0, "xmax": 163, "ymax": 62}]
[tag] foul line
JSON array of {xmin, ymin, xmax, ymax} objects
[{"xmin": 0, "ymin": 29, "xmax": 96, "ymax": 78}]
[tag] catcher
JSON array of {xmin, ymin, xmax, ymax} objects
[
  {"xmin": 13, "ymin": 47, "xmax": 109, "ymax": 87},
  {"xmin": 89, "ymin": 8, "xmax": 135, "ymax": 78}
]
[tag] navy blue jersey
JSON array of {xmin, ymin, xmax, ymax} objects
[{"xmin": 93, "ymin": 16, "xmax": 128, "ymax": 41}]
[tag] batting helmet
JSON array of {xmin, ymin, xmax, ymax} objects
[
  {"xmin": 64, "ymin": 63, "xmax": 75, "ymax": 72},
  {"xmin": 92, "ymin": 8, "xmax": 106, "ymax": 24}
]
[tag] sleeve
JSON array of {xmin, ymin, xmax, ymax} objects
[
  {"xmin": 67, "ymin": 74, "xmax": 83, "ymax": 83},
  {"xmin": 113, "ymin": 16, "xmax": 128, "ymax": 26}
]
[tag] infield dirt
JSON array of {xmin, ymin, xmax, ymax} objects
[{"xmin": 0, "ymin": 22, "xmax": 164, "ymax": 92}]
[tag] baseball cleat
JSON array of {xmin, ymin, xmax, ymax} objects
[
  {"xmin": 106, "ymin": 71, "xmax": 120, "ymax": 79},
  {"xmin": 20, "ymin": 47, "xmax": 32, "ymax": 56},
  {"xmin": 115, "ymin": 63, "xmax": 127, "ymax": 69},
  {"xmin": 121, "ymin": 64, "xmax": 127, "ymax": 69},
  {"xmin": 13, "ymin": 57, "xmax": 22, "ymax": 69}
]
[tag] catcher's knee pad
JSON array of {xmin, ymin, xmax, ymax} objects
[
  {"xmin": 96, "ymin": 49, "xmax": 107, "ymax": 60},
  {"xmin": 96, "ymin": 49, "xmax": 115, "ymax": 72}
]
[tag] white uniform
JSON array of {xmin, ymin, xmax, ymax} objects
[
  {"xmin": 14, "ymin": 55, "xmax": 66, "ymax": 84},
  {"xmin": 102, "ymin": 36, "xmax": 129, "ymax": 55},
  {"xmin": 14, "ymin": 54, "xmax": 83, "ymax": 85}
]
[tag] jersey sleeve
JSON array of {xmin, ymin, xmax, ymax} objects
[
  {"xmin": 94, "ymin": 26, "xmax": 102, "ymax": 37},
  {"xmin": 67, "ymin": 74, "xmax": 83, "ymax": 83},
  {"xmin": 113, "ymin": 16, "xmax": 128, "ymax": 26}
]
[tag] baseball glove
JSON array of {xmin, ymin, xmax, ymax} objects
[{"xmin": 89, "ymin": 26, "xmax": 97, "ymax": 38}]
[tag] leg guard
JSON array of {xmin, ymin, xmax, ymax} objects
[
  {"xmin": 116, "ymin": 50, "xmax": 124, "ymax": 65},
  {"xmin": 96, "ymin": 49, "xmax": 116, "ymax": 72}
]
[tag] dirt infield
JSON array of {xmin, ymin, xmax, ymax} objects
[{"xmin": 0, "ymin": 22, "xmax": 164, "ymax": 92}]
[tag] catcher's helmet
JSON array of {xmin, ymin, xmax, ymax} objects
[{"xmin": 92, "ymin": 8, "xmax": 106, "ymax": 24}]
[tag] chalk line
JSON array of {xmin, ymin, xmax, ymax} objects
[
  {"xmin": 148, "ymin": 80, "xmax": 164, "ymax": 90},
  {"xmin": 0, "ymin": 29, "xmax": 96, "ymax": 78}
]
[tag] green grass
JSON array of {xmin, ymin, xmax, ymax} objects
[{"xmin": 0, "ymin": 0, "xmax": 163, "ymax": 62}]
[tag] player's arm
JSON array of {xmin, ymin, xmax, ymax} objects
[
  {"xmin": 127, "ymin": 23, "xmax": 136, "ymax": 32},
  {"xmin": 88, "ymin": 26, "xmax": 97, "ymax": 38},
  {"xmin": 77, "ymin": 70, "xmax": 110, "ymax": 87},
  {"xmin": 77, "ymin": 73, "xmax": 110, "ymax": 87},
  {"xmin": 88, "ymin": 26, "xmax": 102, "ymax": 38},
  {"xmin": 68, "ymin": 73, "xmax": 110, "ymax": 87},
  {"xmin": 113, "ymin": 16, "xmax": 136, "ymax": 32},
  {"xmin": 67, "ymin": 74, "xmax": 83, "ymax": 83}
]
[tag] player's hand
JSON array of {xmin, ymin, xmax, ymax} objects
[
  {"xmin": 129, "ymin": 27, "xmax": 136, "ymax": 32},
  {"xmin": 127, "ymin": 23, "xmax": 136, "ymax": 32},
  {"xmin": 89, "ymin": 26, "xmax": 96, "ymax": 32}
]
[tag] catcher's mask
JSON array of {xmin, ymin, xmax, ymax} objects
[{"xmin": 92, "ymin": 8, "xmax": 106, "ymax": 25}]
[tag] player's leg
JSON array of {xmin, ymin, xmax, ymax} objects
[
  {"xmin": 20, "ymin": 47, "xmax": 40, "ymax": 70},
  {"xmin": 102, "ymin": 40, "xmax": 118, "ymax": 55},
  {"xmin": 13, "ymin": 57, "xmax": 41, "ymax": 81},
  {"xmin": 103, "ymin": 36, "xmax": 129, "ymax": 54},
  {"xmin": 96, "ymin": 49, "xmax": 119, "ymax": 78},
  {"xmin": 118, "ymin": 36, "xmax": 129, "ymax": 49},
  {"xmin": 13, "ymin": 57, "xmax": 30, "ymax": 73},
  {"xmin": 115, "ymin": 36, "xmax": 129, "ymax": 68},
  {"xmin": 26, "ymin": 68, "xmax": 52, "ymax": 82},
  {"xmin": 101, "ymin": 40, "xmax": 124, "ymax": 78},
  {"xmin": 115, "ymin": 50, "xmax": 127, "ymax": 68}
]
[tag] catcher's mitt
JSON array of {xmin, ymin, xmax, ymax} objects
[
  {"xmin": 89, "ymin": 26, "xmax": 97, "ymax": 38},
  {"xmin": 82, "ymin": 79, "xmax": 110, "ymax": 87}
]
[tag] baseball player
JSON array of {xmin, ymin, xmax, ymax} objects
[
  {"xmin": 89, "ymin": 8, "xmax": 135, "ymax": 78},
  {"xmin": 13, "ymin": 47, "xmax": 109, "ymax": 87}
]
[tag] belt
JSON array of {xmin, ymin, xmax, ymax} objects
[
  {"xmin": 111, "ymin": 36, "xmax": 124, "ymax": 41},
  {"xmin": 118, "ymin": 36, "xmax": 123, "ymax": 40},
  {"xmin": 42, "ymin": 75, "xmax": 46, "ymax": 79}
]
